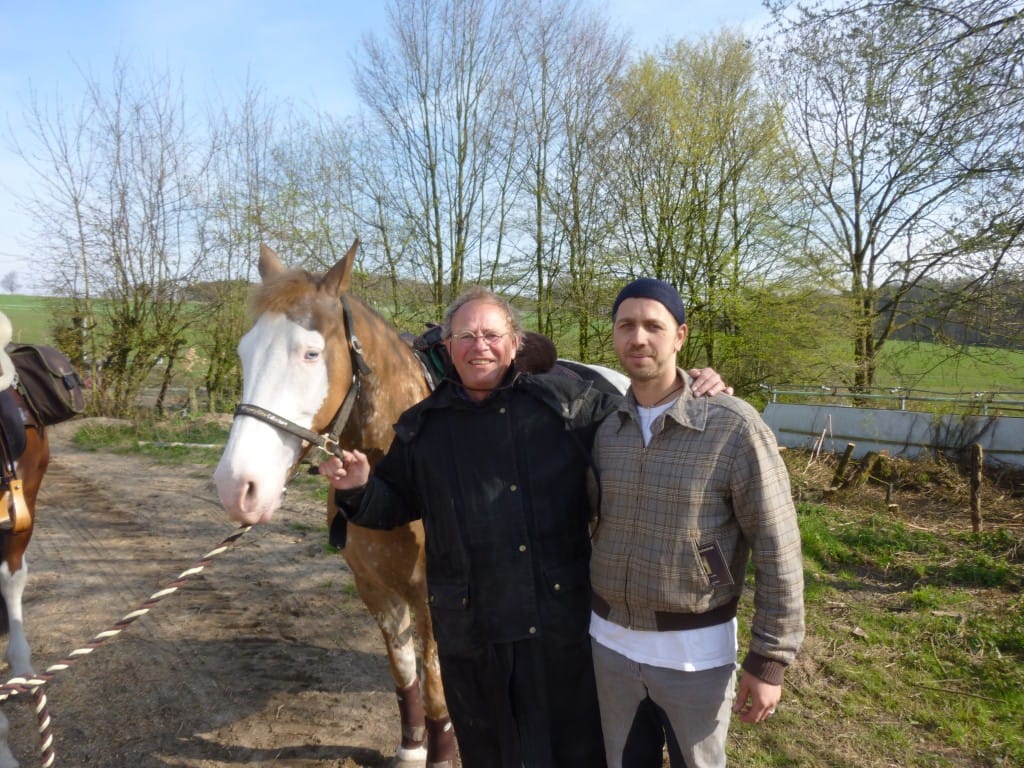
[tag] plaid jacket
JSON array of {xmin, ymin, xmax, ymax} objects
[{"xmin": 590, "ymin": 370, "xmax": 805, "ymax": 684}]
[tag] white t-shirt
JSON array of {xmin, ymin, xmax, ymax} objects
[{"xmin": 590, "ymin": 612, "xmax": 737, "ymax": 672}]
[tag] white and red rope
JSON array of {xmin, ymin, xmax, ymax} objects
[{"xmin": 0, "ymin": 524, "xmax": 252, "ymax": 765}]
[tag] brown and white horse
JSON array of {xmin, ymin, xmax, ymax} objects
[
  {"xmin": 0, "ymin": 311, "xmax": 51, "ymax": 768},
  {"xmin": 213, "ymin": 242, "xmax": 453, "ymax": 767}
]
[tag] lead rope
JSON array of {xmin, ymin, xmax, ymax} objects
[
  {"xmin": 31, "ymin": 688, "xmax": 53, "ymax": 768},
  {"xmin": 0, "ymin": 523, "xmax": 253, "ymax": 766}
]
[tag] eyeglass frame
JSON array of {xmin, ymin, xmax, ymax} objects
[{"xmin": 448, "ymin": 330, "xmax": 511, "ymax": 346}]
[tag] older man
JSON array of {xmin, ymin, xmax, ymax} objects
[
  {"xmin": 589, "ymin": 278, "xmax": 805, "ymax": 768},
  {"xmin": 321, "ymin": 286, "xmax": 727, "ymax": 768}
]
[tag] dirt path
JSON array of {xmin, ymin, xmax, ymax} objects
[{"xmin": 3, "ymin": 420, "xmax": 401, "ymax": 768}]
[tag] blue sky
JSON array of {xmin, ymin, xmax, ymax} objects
[{"xmin": 0, "ymin": 0, "xmax": 770, "ymax": 287}]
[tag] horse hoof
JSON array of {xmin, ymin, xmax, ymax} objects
[{"xmin": 389, "ymin": 746, "xmax": 427, "ymax": 768}]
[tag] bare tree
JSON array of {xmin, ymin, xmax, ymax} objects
[
  {"xmin": 353, "ymin": 0, "xmax": 521, "ymax": 316},
  {"xmin": 197, "ymin": 83, "xmax": 285, "ymax": 411},
  {"xmin": 766, "ymin": 0, "xmax": 1024, "ymax": 389},
  {"xmin": 17, "ymin": 59, "xmax": 214, "ymax": 416},
  {"xmin": 511, "ymin": 1, "xmax": 628, "ymax": 358},
  {"xmin": 200, "ymin": 94, "xmax": 362, "ymax": 409},
  {"xmin": 0, "ymin": 272, "xmax": 18, "ymax": 294}
]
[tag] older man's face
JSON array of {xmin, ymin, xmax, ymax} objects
[{"xmin": 446, "ymin": 299, "xmax": 519, "ymax": 401}]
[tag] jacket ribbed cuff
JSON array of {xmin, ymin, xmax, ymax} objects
[{"xmin": 741, "ymin": 651, "xmax": 788, "ymax": 686}]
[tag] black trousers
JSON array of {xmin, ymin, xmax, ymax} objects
[
  {"xmin": 439, "ymin": 636, "xmax": 607, "ymax": 768},
  {"xmin": 623, "ymin": 696, "xmax": 685, "ymax": 768}
]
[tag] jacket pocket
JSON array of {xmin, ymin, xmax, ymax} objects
[
  {"xmin": 541, "ymin": 558, "xmax": 591, "ymax": 645},
  {"xmin": 429, "ymin": 580, "xmax": 470, "ymax": 609},
  {"xmin": 427, "ymin": 580, "xmax": 478, "ymax": 656},
  {"xmin": 692, "ymin": 538, "xmax": 736, "ymax": 589}
]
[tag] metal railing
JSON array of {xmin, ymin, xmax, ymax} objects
[{"xmin": 760, "ymin": 384, "xmax": 1024, "ymax": 416}]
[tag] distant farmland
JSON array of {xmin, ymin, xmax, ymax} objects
[{"xmin": 0, "ymin": 294, "xmax": 70, "ymax": 345}]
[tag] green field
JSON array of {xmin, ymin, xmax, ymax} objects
[
  {"xmin": 876, "ymin": 339, "xmax": 1024, "ymax": 394},
  {"xmin": 0, "ymin": 294, "xmax": 75, "ymax": 345}
]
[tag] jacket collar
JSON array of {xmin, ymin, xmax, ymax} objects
[{"xmin": 393, "ymin": 367, "xmax": 594, "ymax": 441}]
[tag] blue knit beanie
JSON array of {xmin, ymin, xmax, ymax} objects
[{"xmin": 612, "ymin": 278, "xmax": 686, "ymax": 325}]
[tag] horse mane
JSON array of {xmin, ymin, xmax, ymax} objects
[{"xmin": 250, "ymin": 267, "xmax": 348, "ymax": 340}]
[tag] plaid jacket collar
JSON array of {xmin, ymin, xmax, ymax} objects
[{"xmin": 614, "ymin": 367, "xmax": 709, "ymax": 435}]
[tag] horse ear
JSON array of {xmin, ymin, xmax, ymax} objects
[
  {"xmin": 323, "ymin": 239, "xmax": 360, "ymax": 296},
  {"xmin": 258, "ymin": 244, "xmax": 285, "ymax": 279}
]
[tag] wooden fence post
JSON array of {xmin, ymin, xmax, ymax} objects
[
  {"xmin": 831, "ymin": 443, "xmax": 856, "ymax": 490},
  {"xmin": 849, "ymin": 450, "xmax": 888, "ymax": 488},
  {"xmin": 971, "ymin": 443, "xmax": 984, "ymax": 533}
]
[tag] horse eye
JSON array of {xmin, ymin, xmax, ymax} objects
[{"xmin": 304, "ymin": 350, "xmax": 321, "ymax": 362}]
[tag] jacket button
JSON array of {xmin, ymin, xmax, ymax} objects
[
  {"xmin": 461, "ymin": 597, "xmax": 468, "ymax": 607},
  {"xmin": 553, "ymin": 583, "xmax": 561, "ymax": 591},
  {"xmin": 518, "ymin": 544, "xmax": 527, "ymax": 552},
  {"xmin": 529, "ymin": 626, "xmax": 537, "ymax": 634},
  {"xmin": 510, "ymin": 484, "xmax": 518, "ymax": 492}
]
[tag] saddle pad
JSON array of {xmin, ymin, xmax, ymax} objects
[{"xmin": 0, "ymin": 389, "xmax": 26, "ymax": 461}]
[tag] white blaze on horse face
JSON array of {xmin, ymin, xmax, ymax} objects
[{"xmin": 214, "ymin": 313, "xmax": 330, "ymax": 525}]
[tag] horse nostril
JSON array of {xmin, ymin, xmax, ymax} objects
[{"xmin": 242, "ymin": 480, "xmax": 258, "ymax": 503}]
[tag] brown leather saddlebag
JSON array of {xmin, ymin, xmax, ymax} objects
[{"xmin": 7, "ymin": 343, "xmax": 87, "ymax": 426}]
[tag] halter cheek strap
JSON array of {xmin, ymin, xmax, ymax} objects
[{"xmin": 233, "ymin": 293, "xmax": 372, "ymax": 465}]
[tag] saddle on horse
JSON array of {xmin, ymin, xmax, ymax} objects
[
  {"xmin": 0, "ymin": 385, "xmax": 30, "ymax": 533},
  {"xmin": 0, "ymin": 312, "xmax": 30, "ymax": 533}
]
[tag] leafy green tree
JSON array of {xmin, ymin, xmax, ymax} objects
[{"xmin": 604, "ymin": 32, "xmax": 807, "ymax": 381}]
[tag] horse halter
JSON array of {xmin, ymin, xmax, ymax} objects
[{"xmin": 232, "ymin": 294, "xmax": 372, "ymax": 465}]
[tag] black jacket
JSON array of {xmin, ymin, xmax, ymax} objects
[{"xmin": 339, "ymin": 371, "xmax": 619, "ymax": 655}]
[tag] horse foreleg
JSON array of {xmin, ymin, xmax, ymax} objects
[
  {"xmin": 0, "ymin": 713, "xmax": 18, "ymax": 768},
  {"xmin": 344, "ymin": 523, "xmax": 455, "ymax": 767},
  {"xmin": 355, "ymin": 580, "xmax": 428, "ymax": 768},
  {"xmin": 0, "ymin": 560, "xmax": 29, "ymax": 768},
  {"xmin": 1, "ymin": 561, "xmax": 31, "ymax": 675},
  {"xmin": 413, "ymin": 604, "xmax": 455, "ymax": 768}
]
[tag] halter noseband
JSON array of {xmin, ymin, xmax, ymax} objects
[{"xmin": 232, "ymin": 293, "xmax": 372, "ymax": 464}]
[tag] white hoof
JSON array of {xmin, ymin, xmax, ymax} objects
[{"xmin": 389, "ymin": 744, "xmax": 427, "ymax": 768}]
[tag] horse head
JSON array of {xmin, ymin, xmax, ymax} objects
[{"xmin": 213, "ymin": 241, "xmax": 363, "ymax": 525}]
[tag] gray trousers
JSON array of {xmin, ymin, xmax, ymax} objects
[{"xmin": 592, "ymin": 640, "xmax": 736, "ymax": 768}]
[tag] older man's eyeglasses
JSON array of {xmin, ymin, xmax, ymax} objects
[{"xmin": 451, "ymin": 331, "xmax": 509, "ymax": 346}]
